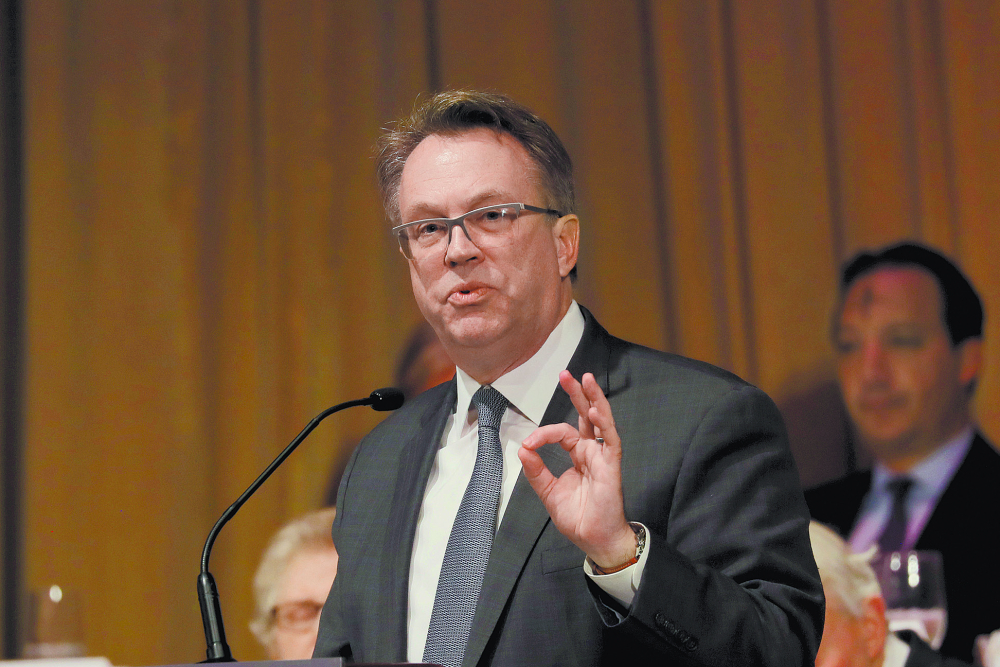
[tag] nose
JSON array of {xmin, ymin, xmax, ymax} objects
[
  {"xmin": 860, "ymin": 341, "xmax": 890, "ymax": 383},
  {"xmin": 444, "ymin": 222, "xmax": 481, "ymax": 265}
]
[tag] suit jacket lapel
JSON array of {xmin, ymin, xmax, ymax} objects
[
  {"xmin": 380, "ymin": 382, "xmax": 456, "ymax": 662},
  {"xmin": 462, "ymin": 307, "xmax": 614, "ymax": 667}
]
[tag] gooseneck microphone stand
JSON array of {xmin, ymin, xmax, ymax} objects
[{"xmin": 198, "ymin": 387, "xmax": 404, "ymax": 662}]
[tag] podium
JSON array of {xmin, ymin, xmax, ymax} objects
[
  {"xmin": 0, "ymin": 657, "xmax": 439, "ymax": 667},
  {"xmin": 165, "ymin": 661, "xmax": 440, "ymax": 667}
]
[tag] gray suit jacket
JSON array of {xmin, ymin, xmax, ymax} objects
[{"xmin": 314, "ymin": 308, "xmax": 824, "ymax": 666}]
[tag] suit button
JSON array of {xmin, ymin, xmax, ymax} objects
[{"xmin": 685, "ymin": 638, "xmax": 698, "ymax": 652}]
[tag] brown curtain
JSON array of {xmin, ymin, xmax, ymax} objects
[{"xmin": 17, "ymin": 1, "xmax": 998, "ymax": 663}]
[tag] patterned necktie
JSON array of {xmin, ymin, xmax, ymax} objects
[
  {"xmin": 877, "ymin": 477, "xmax": 914, "ymax": 553},
  {"xmin": 423, "ymin": 385, "xmax": 509, "ymax": 667}
]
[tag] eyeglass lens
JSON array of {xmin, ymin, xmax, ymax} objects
[
  {"xmin": 398, "ymin": 205, "xmax": 523, "ymax": 258},
  {"xmin": 272, "ymin": 600, "xmax": 323, "ymax": 633}
]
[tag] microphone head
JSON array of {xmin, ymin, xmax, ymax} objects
[{"xmin": 369, "ymin": 387, "xmax": 405, "ymax": 411}]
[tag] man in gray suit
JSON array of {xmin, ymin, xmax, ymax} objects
[{"xmin": 314, "ymin": 90, "xmax": 823, "ymax": 666}]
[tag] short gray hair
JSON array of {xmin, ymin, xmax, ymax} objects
[
  {"xmin": 249, "ymin": 507, "xmax": 337, "ymax": 649},
  {"xmin": 809, "ymin": 520, "xmax": 882, "ymax": 618},
  {"xmin": 375, "ymin": 89, "xmax": 576, "ymax": 227}
]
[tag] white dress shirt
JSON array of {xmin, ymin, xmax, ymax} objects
[
  {"xmin": 881, "ymin": 631, "xmax": 912, "ymax": 667},
  {"xmin": 406, "ymin": 302, "xmax": 649, "ymax": 661},
  {"xmin": 849, "ymin": 427, "xmax": 973, "ymax": 553}
]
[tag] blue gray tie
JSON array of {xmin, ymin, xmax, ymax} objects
[{"xmin": 423, "ymin": 385, "xmax": 509, "ymax": 667}]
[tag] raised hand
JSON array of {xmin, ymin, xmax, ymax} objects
[{"xmin": 518, "ymin": 370, "xmax": 636, "ymax": 568}]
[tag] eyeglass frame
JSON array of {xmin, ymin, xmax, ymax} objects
[
  {"xmin": 391, "ymin": 202, "xmax": 564, "ymax": 260},
  {"xmin": 269, "ymin": 599, "xmax": 324, "ymax": 633}
]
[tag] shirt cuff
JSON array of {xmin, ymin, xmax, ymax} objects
[{"xmin": 582, "ymin": 522, "xmax": 650, "ymax": 609}]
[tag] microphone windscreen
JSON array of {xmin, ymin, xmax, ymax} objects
[{"xmin": 369, "ymin": 387, "xmax": 405, "ymax": 411}]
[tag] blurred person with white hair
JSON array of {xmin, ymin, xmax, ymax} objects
[
  {"xmin": 250, "ymin": 507, "xmax": 338, "ymax": 659},
  {"xmin": 809, "ymin": 520, "xmax": 970, "ymax": 667}
]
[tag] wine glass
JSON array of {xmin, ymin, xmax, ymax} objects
[
  {"xmin": 872, "ymin": 550, "xmax": 948, "ymax": 650},
  {"xmin": 22, "ymin": 585, "xmax": 86, "ymax": 659}
]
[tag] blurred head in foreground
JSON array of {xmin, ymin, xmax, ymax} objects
[
  {"xmin": 810, "ymin": 521, "xmax": 888, "ymax": 667},
  {"xmin": 250, "ymin": 507, "xmax": 338, "ymax": 659}
]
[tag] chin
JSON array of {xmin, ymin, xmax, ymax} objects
[
  {"xmin": 440, "ymin": 314, "xmax": 507, "ymax": 347},
  {"xmin": 862, "ymin": 429, "xmax": 919, "ymax": 460}
]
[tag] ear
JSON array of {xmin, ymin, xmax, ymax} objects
[
  {"xmin": 861, "ymin": 595, "xmax": 888, "ymax": 662},
  {"xmin": 552, "ymin": 214, "xmax": 580, "ymax": 279},
  {"xmin": 956, "ymin": 337, "xmax": 983, "ymax": 389}
]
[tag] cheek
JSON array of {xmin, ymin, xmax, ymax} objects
[
  {"xmin": 894, "ymin": 355, "xmax": 942, "ymax": 401},
  {"xmin": 836, "ymin": 359, "xmax": 863, "ymax": 397},
  {"xmin": 408, "ymin": 264, "xmax": 440, "ymax": 307},
  {"xmin": 274, "ymin": 630, "xmax": 318, "ymax": 660}
]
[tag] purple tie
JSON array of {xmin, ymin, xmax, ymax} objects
[{"xmin": 877, "ymin": 477, "xmax": 914, "ymax": 553}]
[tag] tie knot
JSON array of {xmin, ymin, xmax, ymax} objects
[
  {"xmin": 887, "ymin": 477, "xmax": 914, "ymax": 501},
  {"xmin": 472, "ymin": 385, "xmax": 508, "ymax": 431}
]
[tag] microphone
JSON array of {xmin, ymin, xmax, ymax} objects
[{"xmin": 197, "ymin": 387, "xmax": 404, "ymax": 662}]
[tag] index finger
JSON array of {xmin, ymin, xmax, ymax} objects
[{"xmin": 558, "ymin": 370, "xmax": 599, "ymax": 438}]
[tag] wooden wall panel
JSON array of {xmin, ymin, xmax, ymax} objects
[
  {"xmin": 825, "ymin": 0, "xmax": 922, "ymax": 246},
  {"xmin": 24, "ymin": 2, "xmax": 214, "ymax": 662},
  {"xmin": 941, "ymin": 1, "xmax": 1000, "ymax": 443},
  {"xmin": 649, "ymin": 1, "xmax": 750, "ymax": 376},
  {"xmin": 14, "ymin": 1, "xmax": 999, "ymax": 664},
  {"xmin": 727, "ymin": 1, "xmax": 840, "ymax": 393},
  {"xmin": 561, "ymin": 1, "xmax": 669, "ymax": 351},
  {"xmin": 435, "ymin": 0, "xmax": 566, "ymax": 117}
]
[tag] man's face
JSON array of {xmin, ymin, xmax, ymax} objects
[
  {"xmin": 269, "ymin": 546, "xmax": 339, "ymax": 660},
  {"xmin": 834, "ymin": 266, "xmax": 979, "ymax": 469},
  {"xmin": 397, "ymin": 128, "xmax": 578, "ymax": 381}
]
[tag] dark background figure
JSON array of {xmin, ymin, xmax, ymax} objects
[
  {"xmin": 324, "ymin": 322, "xmax": 455, "ymax": 506},
  {"xmin": 806, "ymin": 242, "xmax": 1000, "ymax": 662}
]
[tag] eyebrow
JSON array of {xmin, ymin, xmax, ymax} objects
[{"xmin": 402, "ymin": 190, "xmax": 515, "ymax": 221}]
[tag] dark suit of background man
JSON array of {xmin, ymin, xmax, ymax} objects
[
  {"xmin": 314, "ymin": 90, "xmax": 823, "ymax": 666},
  {"xmin": 806, "ymin": 242, "xmax": 1000, "ymax": 662}
]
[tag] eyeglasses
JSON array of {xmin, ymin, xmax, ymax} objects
[
  {"xmin": 271, "ymin": 600, "xmax": 323, "ymax": 633},
  {"xmin": 392, "ymin": 203, "xmax": 563, "ymax": 260}
]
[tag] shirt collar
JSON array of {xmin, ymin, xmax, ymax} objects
[
  {"xmin": 454, "ymin": 301, "xmax": 586, "ymax": 425},
  {"xmin": 872, "ymin": 425, "xmax": 974, "ymax": 496}
]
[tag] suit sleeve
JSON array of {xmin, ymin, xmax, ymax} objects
[{"xmin": 593, "ymin": 383, "xmax": 825, "ymax": 666}]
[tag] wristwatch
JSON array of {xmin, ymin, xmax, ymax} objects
[{"xmin": 588, "ymin": 522, "xmax": 646, "ymax": 575}]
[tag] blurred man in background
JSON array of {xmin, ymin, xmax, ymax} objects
[
  {"xmin": 806, "ymin": 242, "xmax": 1000, "ymax": 661},
  {"xmin": 394, "ymin": 320, "xmax": 456, "ymax": 402},
  {"xmin": 250, "ymin": 507, "xmax": 338, "ymax": 660},
  {"xmin": 324, "ymin": 321, "xmax": 454, "ymax": 506}
]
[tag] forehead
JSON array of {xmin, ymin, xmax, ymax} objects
[
  {"xmin": 277, "ymin": 547, "xmax": 338, "ymax": 601},
  {"xmin": 398, "ymin": 128, "xmax": 539, "ymax": 216},
  {"xmin": 839, "ymin": 266, "xmax": 945, "ymax": 328}
]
